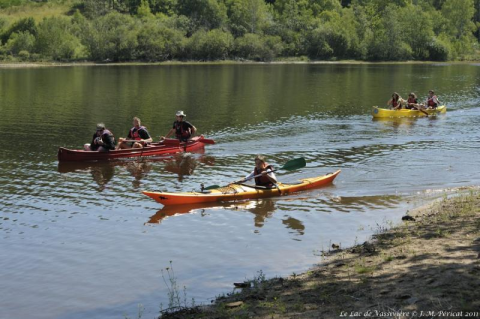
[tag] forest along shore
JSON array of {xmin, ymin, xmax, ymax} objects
[{"xmin": 163, "ymin": 191, "xmax": 480, "ymax": 318}]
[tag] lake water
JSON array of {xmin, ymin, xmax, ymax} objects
[{"xmin": 1, "ymin": 63, "xmax": 479, "ymax": 319}]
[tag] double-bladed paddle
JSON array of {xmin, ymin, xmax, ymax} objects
[{"xmin": 202, "ymin": 157, "xmax": 306, "ymax": 191}]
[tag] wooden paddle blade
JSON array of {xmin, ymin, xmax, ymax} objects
[
  {"xmin": 204, "ymin": 185, "xmax": 220, "ymax": 190},
  {"xmin": 281, "ymin": 157, "xmax": 306, "ymax": 171},
  {"xmin": 198, "ymin": 138, "xmax": 216, "ymax": 144}
]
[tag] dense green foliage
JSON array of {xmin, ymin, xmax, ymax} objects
[{"xmin": 0, "ymin": 0, "xmax": 479, "ymax": 62}]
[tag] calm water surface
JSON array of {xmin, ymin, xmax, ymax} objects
[{"xmin": 1, "ymin": 64, "xmax": 479, "ymax": 319}]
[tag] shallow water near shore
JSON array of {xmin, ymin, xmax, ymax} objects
[{"xmin": 1, "ymin": 64, "xmax": 480, "ymax": 319}]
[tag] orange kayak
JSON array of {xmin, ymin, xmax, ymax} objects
[{"xmin": 143, "ymin": 170, "xmax": 340, "ymax": 206}]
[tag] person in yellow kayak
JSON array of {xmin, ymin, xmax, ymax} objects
[
  {"xmin": 425, "ymin": 90, "xmax": 441, "ymax": 109},
  {"xmin": 162, "ymin": 111, "xmax": 197, "ymax": 142},
  {"xmin": 406, "ymin": 92, "xmax": 429, "ymax": 116},
  {"xmin": 243, "ymin": 155, "xmax": 278, "ymax": 188},
  {"xmin": 116, "ymin": 117, "xmax": 153, "ymax": 149},
  {"xmin": 387, "ymin": 92, "xmax": 405, "ymax": 110},
  {"xmin": 84, "ymin": 123, "xmax": 116, "ymax": 152}
]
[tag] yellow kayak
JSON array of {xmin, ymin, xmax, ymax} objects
[
  {"xmin": 372, "ymin": 105, "xmax": 446, "ymax": 118},
  {"xmin": 143, "ymin": 170, "xmax": 341, "ymax": 206}
]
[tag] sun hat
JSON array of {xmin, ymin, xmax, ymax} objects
[
  {"xmin": 176, "ymin": 110, "xmax": 186, "ymax": 117},
  {"xmin": 96, "ymin": 123, "xmax": 105, "ymax": 131}
]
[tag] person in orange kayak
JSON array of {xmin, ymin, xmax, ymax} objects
[
  {"xmin": 116, "ymin": 117, "xmax": 153, "ymax": 149},
  {"xmin": 243, "ymin": 155, "xmax": 278, "ymax": 188},
  {"xmin": 84, "ymin": 123, "xmax": 116, "ymax": 152},
  {"xmin": 425, "ymin": 90, "xmax": 441, "ymax": 109},
  {"xmin": 387, "ymin": 92, "xmax": 405, "ymax": 110},
  {"xmin": 162, "ymin": 111, "xmax": 197, "ymax": 142}
]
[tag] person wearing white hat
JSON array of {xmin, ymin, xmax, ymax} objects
[{"xmin": 163, "ymin": 110, "xmax": 197, "ymax": 142}]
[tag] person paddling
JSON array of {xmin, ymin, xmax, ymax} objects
[
  {"xmin": 162, "ymin": 111, "xmax": 197, "ymax": 142},
  {"xmin": 425, "ymin": 90, "xmax": 441, "ymax": 109},
  {"xmin": 84, "ymin": 123, "xmax": 116, "ymax": 152},
  {"xmin": 407, "ymin": 92, "xmax": 429, "ymax": 116},
  {"xmin": 387, "ymin": 92, "xmax": 405, "ymax": 110},
  {"xmin": 116, "ymin": 117, "xmax": 153, "ymax": 149},
  {"xmin": 243, "ymin": 155, "xmax": 278, "ymax": 188}
]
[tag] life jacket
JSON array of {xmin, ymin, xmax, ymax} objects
[
  {"xmin": 130, "ymin": 126, "xmax": 146, "ymax": 140},
  {"xmin": 102, "ymin": 129, "xmax": 114, "ymax": 139},
  {"xmin": 407, "ymin": 97, "xmax": 417, "ymax": 104},
  {"xmin": 93, "ymin": 129, "xmax": 115, "ymax": 150},
  {"xmin": 427, "ymin": 96, "xmax": 438, "ymax": 108},
  {"xmin": 391, "ymin": 99, "xmax": 398, "ymax": 108},
  {"xmin": 175, "ymin": 121, "xmax": 191, "ymax": 139},
  {"xmin": 254, "ymin": 164, "xmax": 274, "ymax": 187}
]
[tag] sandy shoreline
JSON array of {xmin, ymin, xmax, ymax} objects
[{"xmin": 162, "ymin": 191, "xmax": 480, "ymax": 318}]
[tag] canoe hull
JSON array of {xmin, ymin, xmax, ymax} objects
[
  {"xmin": 58, "ymin": 137, "xmax": 206, "ymax": 162},
  {"xmin": 143, "ymin": 170, "xmax": 341, "ymax": 206},
  {"xmin": 372, "ymin": 105, "xmax": 446, "ymax": 118}
]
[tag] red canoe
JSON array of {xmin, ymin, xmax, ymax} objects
[{"xmin": 58, "ymin": 136, "xmax": 214, "ymax": 162}]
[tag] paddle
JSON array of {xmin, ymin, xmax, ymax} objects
[{"xmin": 202, "ymin": 157, "xmax": 306, "ymax": 191}]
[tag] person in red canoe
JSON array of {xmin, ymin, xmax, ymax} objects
[
  {"xmin": 387, "ymin": 92, "xmax": 406, "ymax": 110},
  {"xmin": 116, "ymin": 117, "xmax": 153, "ymax": 149},
  {"xmin": 84, "ymin": 123, "xmax": 116, "ymax": 152},
  {"xmin": 425, "ymin": 90, "xmax": 441, "ymax": 109},
  {"xmin": 243, "ymin": 155, "xmax": 278, "ymax": 188},
  {"xmin": 162, "ymin": 110, "xmax": 197, "ymax": 142}
]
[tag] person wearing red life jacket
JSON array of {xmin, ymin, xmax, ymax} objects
[
  {"xmin": 84, "ymin": 123, "xmax": 116, "ymax": 152},
  {"xmin": 387, "ymin": 92, "xmax": 405, "ymax": 110},
  {"xmin": 406, "ymin": 92, "xmax": 429, "ymax": 116},
  {"xmin": 406, "ymin": 92, "xmax": 419, "ymax": 109},
  {"xmin": 243, "ymin": 155, "xmax": 278, "ymax": 188},
  {"xmin": 425, "ymin": 90, "xmax": 441, "ymax": 109},
  {"xmin": 162, "ymin": 111, "xmax": 197, "ymax": 142},
  {"xmin": 116, "ymin": 117, "xmax": 153, "ymax": 149}
]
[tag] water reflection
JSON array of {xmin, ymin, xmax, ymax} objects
[
  {"xmin": 57, "ymin": 151, "xmax": 215, "ymax": 189},
  {"xmin": 58, "ymin": 160, "xmax": 153, "ymax": 190},
  {"xmin": 164, "ymin": 153, "xmax": 204, "ymax": 181},
  {"xmin": 125, "ymin": 161, "xmax": 153, "ymax": 189},
  {"xmin": 58, "ymin": 162, "xmax": 116, "ymax": 191},
  {"xmin": 146, "ymin": 198, "xmax": 305, "ymax": 236}
]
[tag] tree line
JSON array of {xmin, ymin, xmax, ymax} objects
[{"xmin": 0, "ymin": 0, "xmax": 479, "ymax": 62}]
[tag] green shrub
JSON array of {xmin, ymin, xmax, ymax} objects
[
  {"xmin": 428, "ymin": 37, "xmax": 450, "ymax": 61},
  {"xmin": 17, "ymin": 49, "xmax": 29, "ymax": 60},
  {"xmin": 1, "ymin": 17, "xmax": 37, "ymax": 44},
  {"xmin": 6, "ymin": 30, "xmax": 35, "ymax": 54},
  {"xmin": 234, "ymin": 33, "xmax": 283, "ymax": 61},
  {"xmin": 81, "ymin": 12, "xmax": 138, "ymax": 61},
  {"xmin": 186, "ymin": 28, "xmax": 233, "ymax": 60},
  {"xmin": 36, "ymin": 17, "xmax": 83, "ymax": 60},
  {"xmin": 137, "ymin": 19, "xmax": 186, "ymax": 61}
]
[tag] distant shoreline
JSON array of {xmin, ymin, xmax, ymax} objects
[{"xmin": 1, "ymin": 60, "xmax": 479, "ymax": 68}]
